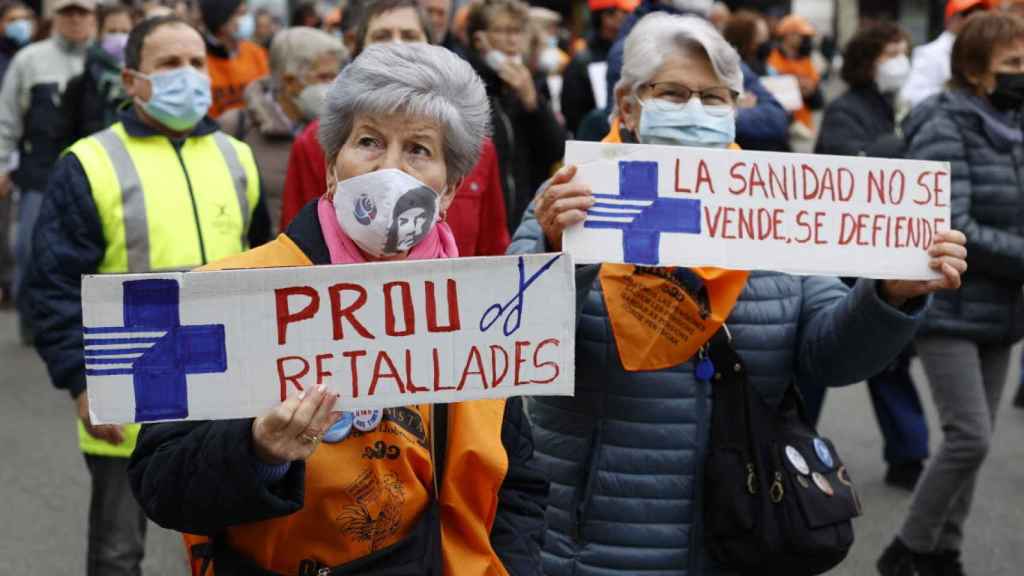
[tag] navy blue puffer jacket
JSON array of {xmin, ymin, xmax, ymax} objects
[
  {"xmin": 508, "ymin": 206, "xmax": 926, "ymax": 575},
  {"xmin": 903, "ymin": 90, "xmax": 1024, "ymax": 344}
]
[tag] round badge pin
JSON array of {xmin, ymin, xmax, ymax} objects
[
  {"xmin": 796, "ymin": 475, "xmax": 811, "ymax": 489},
  {"xmin": 323, "ymin": 412, "xmax": 355, "ymax": 443},
  {"xmin": 353, "ymin": 409, "xmax": 383, "ymax": 432},
  {"xmin": 812, "ymin": 472, "xmax": 834, "ymax": 497},
  {"xmin": 813, "ymin": 438, "xmax": 834, "ymax": 468},
  {"xmin": 785, "ymin": 445, "xmax": 810, "ymax": 475}
]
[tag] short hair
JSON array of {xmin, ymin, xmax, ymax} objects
[
  {"xmin": 125, "ymin": 14, "xmax": 198, "ymax": 71},
  {"xmin": 268, "ymin": 26, "xmax": 347, "ymax": 86},
  {"xmin": 0, "ymin": 1, "xmax": 31, "ymax": 21},
  {"xmin": 951, "ymin": 12, "xmax": 1024, "ymax": 90},
  {"xmin": 615, "ymin": 12, "xmax": 743, "ymax": 115},
  {"xmin": 319, "ymin": 42, "xmax": 490, "ymax": 186},
  {"xmin": 353, "ymin": 0, "xmax": 431, "ymax": 57},
  {"xmin": 97, "ymin": 2, "xmax": 132, "ymax": 33},
  {"xmin": 465, "ymin": 0, "xmax": 529, "ymax": 49},
  {"xmin": 722, "ymin": 9, "xmax": 765, "ymax": 64},
  {"xmin": 840, "ymin": 22, "xmax": 908, "ymax": 89}
]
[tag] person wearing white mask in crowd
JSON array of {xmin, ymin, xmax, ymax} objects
[
  {"xmin": 509, "ymin": 12, "xmax": 968, "ymax": 576},
  {"xmin": 199, "ymin": 0, "xmax": 269, "ymax": 117},
  {"xmin": 812, "ymin": 24, "xmax": 933, "ymax": 492},
  {"xmin": 219, "ymin": 26, "xmax": 346, "ymax": 235},
  {"xmin": 25, "ymin": 15, "xmax": 270, "ymax": 576}
]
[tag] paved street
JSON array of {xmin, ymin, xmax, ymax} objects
[{"xmin": 1, "ymin": 306, "xmax": 1022, "ymax": 575}]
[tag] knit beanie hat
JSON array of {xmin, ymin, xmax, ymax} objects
[{"xmin": 200, "ymin": 0, "xmax": 244, "ymax": 34}]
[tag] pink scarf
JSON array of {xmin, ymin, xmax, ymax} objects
[{"xmin": 317, "ymin": 196, "xmax": 459, "ymax": 264}]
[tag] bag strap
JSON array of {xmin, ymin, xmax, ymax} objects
[
  {"xmin": 431, "ymin": 403, "xmax": 449, "ymax": 499},
  {"xmin": 705, "ymin": 328, "xmax": 754, "ymax": 453}
]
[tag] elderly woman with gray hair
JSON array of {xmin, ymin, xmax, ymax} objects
[
  {"xmin": 129, "ymin": 43, "xmax": 547, "ymax": 576},
  {"xmin": 219, "ymin": 26, "xmax": 347, "ymax": 234},
  {"xmin": 508, "ymin": 13, "xmax": 967, "ymax": 576}
]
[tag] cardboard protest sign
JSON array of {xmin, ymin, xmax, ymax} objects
[
  {"xmin": 563, "ymin": 141, "xmax": 951, "ymax": 279},
  {"xmin": 758, "ymin": 75, "xmax": 804, "ymax": 112},
  {"xmin": 82, "ymin": 254, "xmax": 575, "ymax": 424}
]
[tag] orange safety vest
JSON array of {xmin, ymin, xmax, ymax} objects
[
  {"xmin": 207, "ymin": 41, "xmax": 270, "ymax": 118},
  {"xmin": 182, "ymin": 235, "xmax": 512, "ymax": 576},
  {"xmin": 766, "ymin": 48, "xmax": 819, "ymax": 129}
]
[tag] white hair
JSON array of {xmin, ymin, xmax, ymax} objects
[
  {"xmin": 319, "ymin": 42, "xmax": 490, "ymax": 186},
  {"xmin": 614, "ymin": 13, "xmax": 744, "ymax": 115},
  {"xmin": 269, "ymin": 27, "xmax": 348, "ymax": 87}
]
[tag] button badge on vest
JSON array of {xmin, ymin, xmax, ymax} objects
[
  {"xmin": 353, "ymin": 409, "xmax": 383, "ymax": 432},
  {"xmin": 323, "ymin": 412, "xmax": 355, "ymax": 443}
]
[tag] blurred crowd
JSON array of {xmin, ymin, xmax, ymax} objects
[{"xmin": 0, "ymin": 0, "xmax": 1022, "ymax": 575}]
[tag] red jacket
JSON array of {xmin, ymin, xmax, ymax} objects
[{"xmin": 281, "ymin": 120, "xmax": 511, "ymax": 257}]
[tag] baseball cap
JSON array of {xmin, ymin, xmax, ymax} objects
[
  {"xmin": 589, "ymin": 0, "xmax": 641, "ymax": 12},
  {"xmin": 945, "ymin": 0, "xmax": 988, "ymax": 20},
  {"xmin": 776, "ymin": 14, "xmax": 815, "ymax": 37},
  {"xmin": 54, "ymin": 0, "xmax": 97, "ymax": 12}
]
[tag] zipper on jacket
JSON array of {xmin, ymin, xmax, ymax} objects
[{"xmin": 171, "ymin": 140, "xmax": 208, "ymax": 265}]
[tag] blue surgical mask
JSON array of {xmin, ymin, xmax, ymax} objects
[
  {"xmin": 234, "ymin": 13, "xmax": 255, "ymax": 41},
  {"xmin": 134, "ymin": 67, "xmax": 212, "ymax": 132},
  {"xmin": 4, "ymin": 19, "xmax": 33, "ymax": 46},
  {"xmin": 637, "ymin": 97, "xmax": 735, "ymax": 148}
]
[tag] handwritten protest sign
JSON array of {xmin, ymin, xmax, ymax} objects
[
  {"xmin": 563, "ymin": 141, "xmax": 951, "ymax": 279},
  {"xmin": 82, "ymin": 254, "xmax": 575, "ymax": 424}
]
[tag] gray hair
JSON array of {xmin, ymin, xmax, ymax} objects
[
  {"xmin": 319, "ymin": 42, "xmax": 490, "ymax": 186},
  {"xmin": 614, "ymin": 13, "xmax": 743, "ymax": 115},
  {"xmin": 269, "ymin": 27, "xmax": 348, "ymax": 87}
]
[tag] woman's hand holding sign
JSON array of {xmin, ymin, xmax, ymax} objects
[
  {"xmin": 880, "ymin": 229, "xmax": 968, "ymax": 307},
  {"xmin": 252, "ymin": 385, "xmax": 341, "ymax": 465},
  {"xmin": 536, "ymin": 165, "xmax": 593, "ymax": 251}
]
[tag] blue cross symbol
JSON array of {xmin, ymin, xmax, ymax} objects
[
  {"xmin": 84, "ymin": 279, "xmax": 227, "ymax": 422},
  {"xmin": 583, "ymin": 160, "xmax": 701, "ymax": 265}
]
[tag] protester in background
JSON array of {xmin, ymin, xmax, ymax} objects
[
  {"xmin": 878, "ymin": 13, "xmax": 1024, "ymax": 576},
  {"xmin": 900, "ymin": 0, "xmax": 989, "ymax": 110},
  {"xmin": 0, "ymin": 0, "xmax": 34, "ymax": 308},
  {"xmin": 290, "ymin": 1, "xmax": 321, "ymax": 28},
  {"xmin": 811, "ymin": 22, "xmax": 931, "ymax": 491},
  {"xmin": 767, "ymin": 14, "xmax": 821, "ymax": 133},
  {"xmin": 27, "ymin": 15, "xmax": 268, "ymax": 575},
  {"xmin": 57, "ymin": 2, "xmax": 134, "ymax": 149},
  {"xmin": 281, "ymin": 0, "xmax": 511, "ymax": 257},
  {"xmin": 129, "ymin": 42, "xmax": 546, "ymax": 576},
  {"xmin": 219, "ymin": 26, "xmax": 345, "ymax": 235},
  {"xmin": 466, "ymin": 0, "xmax": 565, "ymax": 233},
  {"xmin": 420, "ymin": 0, "xmax": 459, "ymax": 49},
  {"xmin": 252, "ymin": 7, "xmax": 277, "ymax": 48},
  {"xmin": 722, "ymin": 8, "xmax": 771, "ymax": 76},
  {"xmin": 510, "ymin": 13, "xmax": 967, "ymax": 575},
  {"xmin": 199, "ymin": 0, "xmax": 269, "ymax": 117},
  {"xmin": 0, "ymin": 0, "xmax": 95, "ymax": 344},
  {"xmin": 560, "ymin": 0, "xmax": 634, "ymax": 136}
]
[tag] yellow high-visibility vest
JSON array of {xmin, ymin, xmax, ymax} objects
[{"xmin": 69, "ymin": 122, "xmax": 260, "ymax": 457}]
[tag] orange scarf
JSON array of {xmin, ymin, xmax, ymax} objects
[{"xmin": 599, "ymin": 123, "xmax": 749, "ymax": 371}]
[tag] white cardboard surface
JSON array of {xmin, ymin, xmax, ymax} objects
[
  {"xmin": 563, "ymin": 141, "xmax": 951, "ymax": 279},
  {"xmin": 82, "ymin": 254, "xmax": 575, "ymax": 424},
  {"xmin": 758, "ymin": 74, "xmax": 805, "ymax": 112}
]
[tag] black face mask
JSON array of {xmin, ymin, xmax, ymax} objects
[
  {"xmin": 797, "ymin": 36, "xmax": 813, "ymax": 57},
  {"xmin": 755, "ymin": 41, "xmax": 773, "ymax": 63},
  {"xmin": 990, "ymin": 73, "xmax": 1024, "ymax": 111}
]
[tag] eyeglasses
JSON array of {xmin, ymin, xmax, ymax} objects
[{"xmin": 641, "ymin": 81, "xmax": 735, "ymax": 108}]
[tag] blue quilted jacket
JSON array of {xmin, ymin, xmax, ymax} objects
[{"xmin": 508, "ymin": 207, "xmax": 926, "ymax": 575}]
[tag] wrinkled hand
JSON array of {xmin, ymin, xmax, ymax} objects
[
  {"xmin": 881, "ymin": 230, "xmax": 968, "ymax": 307},
  {"xmin": 77, "ymin": 392, "xmax": 125, "ymax": 445},
  {"xmin": 498, "ymin": 61, "xmax": 538, "ymax": 111},
  {"xmin": 0, "ymin": 173, "xmax": 10, "ymax": 200},
  {"xmin": 252, "ymin": 385, "xmax": 340, "ymax": 465},
  {"xmin": 535, "ymin": 165, "xmax": 593, "ymax": 251}
]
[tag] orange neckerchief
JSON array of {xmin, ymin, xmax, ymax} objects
[{"xmin": 599, "ymin": 123, "xmax": 749, "ymax": 371}]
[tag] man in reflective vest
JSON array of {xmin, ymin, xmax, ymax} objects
[{"xmin": 24, "ymin": 14, "xmax": 269, "ymax": 576}]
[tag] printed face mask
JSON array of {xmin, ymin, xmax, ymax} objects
[
  {"xmin": 133, "ymin": 67, "xmax": 212, "ymax": 132},
  {"xmin": 333, "ymin": 168, "xmax": 441, "ymax": 257},
  {"xmin": 876, "ymin": 54, "xmax": 910, "ymax": 94},
  {"xmin": 637, "ymin": 97, "xmax": 735, "ymax": 148}
]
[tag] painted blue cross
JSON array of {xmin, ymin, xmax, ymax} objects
[
  {"xmin": 84, "ymin": 279, "xmax": 226, "ymax": 422},
  {"xmin": 583, "ymin": 160, "xmax": 701, "ymax": 265}
]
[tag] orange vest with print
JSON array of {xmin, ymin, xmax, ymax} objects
[
  {"xmin": 183, "ymin": 235, "xmax": 512, "ymax": 576},
  {"xmin": 207, "ymin": 41, "xmax": 270, "ymax": 118}
]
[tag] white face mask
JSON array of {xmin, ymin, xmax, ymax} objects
[
  {"xmin": 876, "ymin": 54, "xmax": 910, "ymax": 94},
  {"xmin": 333, "ymin": 169, "xmax": 442, "ymax": 257},
  {"xmin": 484, "ymin": 49, "xmax": 522, "ymax": 72},
  {"xmin": 296, "ymin": 82, "xmax": 329, "ymax": 120},
  {"xmin": 538, "ymin": 46, "xmax": 562, "ymax": 74}
]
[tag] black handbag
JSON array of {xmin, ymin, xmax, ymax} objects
[{"xmin": 702, "ymin": 329, "xmax": 862, "ymax": 575}]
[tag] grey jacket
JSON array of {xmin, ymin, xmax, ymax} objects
[
  {"xmin": 508, "ymin": 206, "xmax": 926, "ymax": 575},
  {"xmin": 903, "ymin": 90, "xmax": 1024, "ymax": 344}
]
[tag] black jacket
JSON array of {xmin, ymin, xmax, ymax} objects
[
  {"xmin": 560, "ymin": 33, "xmax": 612, "ymax": 136},
  {"xmin": 128, "ymin": 199, "xmax": 549, "ymax": 575},
  {"xmin": 814, "ymin": 85, "xmax": 901, "ymax": 157},
  {"xmin": 57, "ymin": 44, "xmax": 128, "ymax": 149},
  {"xmin": 903, "ymin": 90, "xmax": 1024, "ymax": 344},
  {"xmin": 26, "ymin": 108, "xmax": 271, "ymax": 398},
  {"xmin": 467, "ymin": 52, "xmax": 565, "ymax": 234}
]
